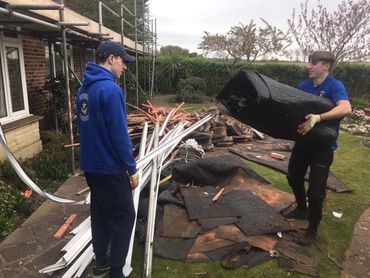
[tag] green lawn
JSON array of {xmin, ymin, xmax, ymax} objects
[
  {"xmin": 169, "ymin": 100, "xmax": 215, "ymax": 112},
  {"xmin": 130, "ymin": 132, "xmax": 370, "ymax": 277}
]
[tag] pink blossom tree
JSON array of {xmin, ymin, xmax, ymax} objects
[{"xmin": 288, "ymin": 0, "xmax": 370, "ymax": 62}]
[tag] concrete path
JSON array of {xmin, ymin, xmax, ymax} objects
[
  {"xmin": 0, "ymin": 174, "xmax": 91, "ymax": 278},
  {"xmin": 342, "ymin": 207, "xmax": 370, "ymax": 278}
]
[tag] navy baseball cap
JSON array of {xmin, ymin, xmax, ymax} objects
[{"xmin": 96, "ymin": 41, "xmax": 135, "ymax": 63}]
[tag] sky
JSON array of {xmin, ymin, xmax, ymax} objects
[{"xmin": 149, "ymin": 0, "xmax": 344, "ymax": 54}]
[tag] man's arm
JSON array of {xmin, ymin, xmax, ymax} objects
[
  {"xmin": 298, "ymin": 100, "xmax": 352, "ymax": 135},
  {"xmin": 319, "ymin": 100, "xmax": 352, "ymax": 121}
]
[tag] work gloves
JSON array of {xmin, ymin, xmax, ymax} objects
[
  {"xmin": 298, "ymin": 114, "xmax": 321, "ymax": 135},
  {"xmin": 129, "ymin": 172, "xmax": 140, "ymax": 190}
]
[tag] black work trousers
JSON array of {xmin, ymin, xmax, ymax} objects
[
  {"xmin": 85, "ymin": 172, "xmax": 135, "ymax": 278},
  {"xmin": 287, "ymin": 142, "xmax": 334, "ymax": 230}
]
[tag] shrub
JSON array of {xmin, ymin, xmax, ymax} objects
[
  {"xmin": 156, "ymin": 55, "xmax": 188, "ymax": 93},
  {"xmin": 178, "ymin": 76, "xmax": 207, "ymax": 94},
  {"xmin": 175, "ymin": 76, "xmax": 207, "ymax": 103},
  {"xmin": 175, "ymin": 90, "xmax": 205, "ymax": 103},
  {"xmin": 0, "ymin": 180, "xmax": 20, "ymax": 236},
  {"xmin": 351, "ymin": 96, "xmax": 370, "ymax": 109},
  {"xmin": 150, "ymin": 57, "xmax": 370, "ymax": 99}
]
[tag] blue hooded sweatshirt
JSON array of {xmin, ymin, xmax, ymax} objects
[{"xmin": 76, "ymin": 62, "xmax": 136, "ymax": 175}]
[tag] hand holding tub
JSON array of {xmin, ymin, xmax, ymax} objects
[{"xmin": 298, "ymin": 114, "xmax": 321, "ymax": 135}]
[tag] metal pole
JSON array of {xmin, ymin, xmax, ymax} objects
[
  {"xmin": 48, "ymin": 41, "xmax": 59, "ymax": 131},
  {"xmin": 5, "ymin": 4, "xmax": 64, "ymax": 10},
  {"xmin": 134, "ymin": 0, "xmax": 139, "ymax": 106},
  {"xmin": 149, "ymin": 18, "xmax": 153, "ymax": 98},
  {"xmin": 0, "ymin": 7, "xmax": 59, "ymax": 30},
  {"xmin": 59, "ymin": 0, "xmax": 75, "ymax": 175},
  {"xmin": 120, "ymin": 4, "xmax": 127, "ymax": 94},
  {"xmin": 120, "ymin": 4, "xmax": 124, "ymax": 45},
  {"xmin": 142, "ymin": 0, "xmax": 146, "ymax": 94},
  {"xmin": 53, "ymin": 42, "xmax": 82, "ymax": 85},
  {"xmin": 150, "ymin": 19, "xmax": 156, "ymax": 98},
  {"xmin": 98, "ymin": 1, "xmax": 102, "ymax": 34}
]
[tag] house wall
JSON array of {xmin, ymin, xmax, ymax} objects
[
  {"xmin": 72, "ymin": 45, "xmax": 90, "ymax": 81},
  {"xmin": 0, "ymin": 116, "xmax": 43, "ymax": 161},
  {"xmin": 22, "ymin": 35, "xmax": 49, "ymax": 117}
]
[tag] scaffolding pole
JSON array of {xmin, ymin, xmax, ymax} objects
[
  {"xmin": 150, "ymin": 19, "xmax": 157, "ymax": 98},
  {"xmin": 48, "ymin": 42, "xmax": 58, "ymax": 131},
  {"xmin": 0, "ymin": 7, "xmax": 59, "ymax": 30},
  {"xmin": 59, "ymin": 0, "xmax": 75, "ymax": 175},
  {"xmin": 134, "ymin": 0, "xmax": 139, "ymax": 106},
  {"xmin": 5, "ymin": 4, "xmax": 64, "ymax": 10},
  {"xmin": 142, "ymin": 0, "xmax": 146, "ymax": 93},
  {"xmin": 120, "ymin": 3, "xmax": 127, "ymax": 94}
]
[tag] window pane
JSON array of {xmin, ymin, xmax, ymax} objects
[
  {"xmin": 45, "ymin": 45, "xmax": 51, "ymax": 77},
  {"xmin": 0, "ymin": 55, "xmax": 7, "ymax": 117},
  {"xmin": 6, "ymin": 47, "xmax": 24, "ymax": 112}
]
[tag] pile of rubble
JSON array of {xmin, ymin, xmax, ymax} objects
[{"xmin": 127, "ymin": 102, "xmax": 262, "ymax": 152}]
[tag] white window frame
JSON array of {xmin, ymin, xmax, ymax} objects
[
  {"xmin": 46, "ymin": 42, "xmax": 74, "ymax": 77},
  {"xmin": 0, "ymin": 33, "xmax": 30, "ymax": 124}
]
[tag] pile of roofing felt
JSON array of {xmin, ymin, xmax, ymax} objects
[
  {"xmin": 127, "ymin": 102, "xmax": 260, "ymax": 151},
  {"xmin": 137, "ymin": 155, "xmax": 320, "ymax": 277}
]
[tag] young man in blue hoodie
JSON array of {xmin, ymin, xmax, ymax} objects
[
  {"xmin": 284, "ymin": 51, "xmax": 351, "ymax": 246},
  {"xmin": 77, "ymin": 41, "xmax": 139, "ymax": 278}
]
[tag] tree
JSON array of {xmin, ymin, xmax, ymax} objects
[
  {"xmin": 159, "ymin": 45, "xmax": 190, "ymax": 56},
  {"xmin": 198, "ymin": 19, "xmax": 291, "ymax": 76},
  {"xmin": 288, "ymin": 0, "xmax": 370, "ymax": 62},
  {"xmin": 156, "ymin": 56, "xmax": 187, "ymax": 92}
]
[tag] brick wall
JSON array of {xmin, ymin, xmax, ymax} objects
[
  {"xmin": 72, "ymin": 46, "xmax": 89, "ymax": 81},
  {"xmin": 21, "ymin": 36, "xmax": 49, "ymax": 116}
]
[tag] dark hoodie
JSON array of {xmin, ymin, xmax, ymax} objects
[{"xmin": 76, "ymin": 62, "xmax": 136, "ymax": 175}]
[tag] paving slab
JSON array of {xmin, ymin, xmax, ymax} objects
[{"xmin": 0, "ymin": 174, "xmax": 90, "ymax": 277}]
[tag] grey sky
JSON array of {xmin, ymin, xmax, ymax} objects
[{"xmin": 150, "ymin": 0, "xmax": 344, "ymax": 54}]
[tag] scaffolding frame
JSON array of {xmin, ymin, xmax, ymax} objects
[{"xmin": 0, "ymin": 0, "xmax": 157, "ymax": 174}]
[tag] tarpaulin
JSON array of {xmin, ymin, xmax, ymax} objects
[{"xmin": 217, "ymin": 70, "xmax": 340, "ymax": 145}]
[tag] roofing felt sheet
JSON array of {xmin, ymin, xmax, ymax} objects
[
  {"xmin": 221, "ymin": 245, "xmax": 271, "ymax": 269},
  {"xmin": 204, "ymin": 243, "xmax": 241, "ymax": 261},
  {"xmin": 153, "ymin": 233, "xmax": 196, "ymax": 261},
  {"xmin": 189, "ymin": 228, "xmax": 236, "ymax": 254},
  {"xmin": 160, "ymin": 204, "xmax": 201, "ymax": 238},
  {"xmin": 226, "ymin": 168, "xmax": 295, "ymax": 211},
  {"xmin": 172, "ymin": 154, "xmax": 270, "ymax": 186},
  {"xmin": 214, "ymin": 224, "xmax": 277, "ymax": 251},
  {"xmin": 220, "ymin": 190, "xmax": 292, "ymax": 235},
  {"xmin": 180, "ymin": 186, "xmax": 242, "ymax": 220},
  {"xmin": 217, "ymin": 70, "xmax": 340, "ymax": 145},
  {"xmin": 198, "ymin": 217, "xmax": 240, "ymax": 232},
  {"xmin": 229, "ymin": 147, "xmax": 352, "ymax": 192}
]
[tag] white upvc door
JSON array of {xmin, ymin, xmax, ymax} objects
[{"xmin": 0, "ymin": 33, "xmax": 30, "ymax": 124}]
